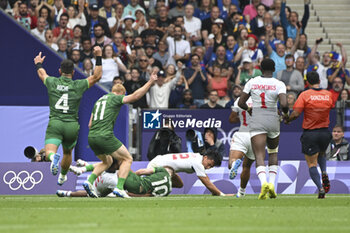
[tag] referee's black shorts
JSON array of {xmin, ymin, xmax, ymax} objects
[{"xmin": 300, "ymin": 128, "xmax": 332, "ymax": 156}]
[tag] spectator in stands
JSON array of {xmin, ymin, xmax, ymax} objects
[
  {"xmin": 13, "ymin": 1, "xmax": 37, "ymax": 30},
  {"xmin": 66, "ymin": 4, "xmax": 86, "ymax": 29},
  {"xmin": 124, "ymin": 67, "xmax": 148, "ymax": 108},
  {"xmin": 123, "ymin": 0, "xmax": 142, "ymax": 18},
  {"xmin": 45, "ymin": 29, "xmax": 58, "ymax": 50},
  {"xmin": 294, "ymin": 33, "xmax": 310, "ymax": 61},
  {"xmin": 264, "ymin": 26, "xmax": 286, "ymax": 77},
  {"xmin": 280, "ymin": 0, "xmax": 310, "ymax": 40},
  {"xmin": 85, "ymin": 3, "xmax": 111, "ymax": 38},
  {"xmin": 108, "ymin": 3, "xmax": 124, "ymax": 35},
  {"xmin": 91, "ymin": 23, "xmax": 112, "ymax": 47},
  {"xmin": 327, "ymin": 58, "xmax": 350, "ymax": 89},
  {"xmin": 308, "ymin": 38, "xmax": 329, "ymax": 89},
  {"xmin": 203, "ymin": 127, "xmax": 225, "ymax": 160},
  {"xmin": 149, "ymin": 70, "xmax": 180, "ymax": 108},
  {"xmin": 31, "ymin": 16, "xmax": 46, "ymax": 42},
  {"xmin": 113, "ymin": 76, "xmax": 125, "ymax": 86},
  {"xmin": 95, "ymin": 44, "xmax": 127, "ymax": 91},
  {"xmin": 152, "ymin": 40, "xmax": 169, "ymax": 69},
  {"xmin": 201, "ymin": 6, "xmax": 220, "ymax": 42},
  {"xmin": 326, "ymin": 125, "xmax": 350, "ymax": 161},
  {"xmin": 184, "ymin": 54, "xmax": 208, "ymax": 106},
  {"xmin": 145, "ymin": 44, "xmax": 163, "ymax": 69},
  {"xmin": 163, "ymin": 25, "xmax": 191, "ymax": 66},
  {"xmin": 184, "ymin": 4, "xmax": 202, "ymax": 46},
  {"xmin": 207, "ymin": 65, "xmax": 231, "ymax": 100},
  {"xmin": 295, "ymin": 56, "xmax": 306, "ymax": 77},
  {"xmin": 169, "ymin": 0, "xmax": 185, "ymax": 20},
  {"xmin": 138, "ymin": 55, "xmax": 151, "ymax": 81},
  {"xmin": 287, "ymin": 92, "xmax": 296, "ymax": 111},
  {"xmin": 168, "ymin": 63, "xmax": 188, "ymax": 108},
  {"xmin": 80, "ymin": 36, "xmax": 93, "ymax": 62},
  {"xmin": 195, "ymin": 0, "xmax": 212, "ymax": 21},
  {"xmin": 132, "ymin": 7, "xmax": 148, "ymax": 34},
  {"xmin": 276, "ymin": 54, "xmax": 304, "ymax": 95},
  {"xmin": 235, "ymin": 57, "xmax": 262, "ymax": 86},
  {"xmin": 225, "ymin": 35, "xmax": 239, "ymax": 64},
  {"xmin": 99, "ymin": 0, "xmax": 116, "ymax": 20},
  {"xmin": 243, "ymin": 0, "xmax": 260, "ymax": 24},
  {"xmin": 157, "ymin": 5, "xmax": 172, "ymax": 33},
  {"xmin": 0, "ymin": 0, "xmax": 8, "ymax": 11},
  {"xmin": 53, "ymin": 0, "xmax": 65, "ymax": 26},
  {"xmin": 141, "ymin": 17, "xmax": 164, "ymax": 43},
  {"xmin": 177, "ymin": 89, "xmax": 198, "ymax": 109},
  {"xmin": 218, "ymin": 0, "xmax": 241, "ymax": 20},
  {"xmin": 250, "ymin": 3, "xmax": 267, "ymax": 37},
  {"xmin": 224, "ymin": 84, "xmax": 242, "ymax": 108},
  {"xmin": 35, "ymin": 1, "xmax": 55, "ymax": 30},
  {"xmin": 53, "ymin": 13, "xmax": 73, "ymax": 43},
  {"xmin": 208, "ymin": 45, "xmax": 234, "ymax": 80},
  {"xmin": 269, "ymin": 0, "xmax": 282, "ymax": 25},
  {"xmin": 120, "ymin": 15, "xmax": 138, "ymax": 38},
  {"xmin": 234, "ymin": 33, "xmax": 263, "ymax": 67},
  {"xmin": 82, "ymin": 58, "xmax": 94, "ymax": 76},
  {"xmin": 236, "ymin": 27, "xmax": 249, "ymax": 47},
  {"xmin": 70, "ymin": 49, "xmax": 83, "ymax": 69},
  {"xmin": 225, "ymin": 12, "xmax": 247, "ymax": 36},
  {"xmin": 200, "ymin": 90, "xmax": 224, "ymax": 109},
  {"xmin": 111, "ymin": 32, "xmax": 127, "ymax": 63},
  {"xmin": 57, "ymin": 38, "xmax": 68, "ymax": 59},
  {"xmin": 329, "ymin": 77, "xmax": 344, "ymax": 106},
  {"xmin": 211, "ymin": 20, "xmax": 227, "ymax": 51}
]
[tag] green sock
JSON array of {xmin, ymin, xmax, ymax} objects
[
  {"xmin": 48, "ymin": 153, "xmax": 55, "ymax": 161},
  {"xmin": 88, "ymin": 173, "xmax": 98, "ymax": 184},
  {"xmin": 85, "ymin": 164, "xmax": 94, "ymax": 172},
  {"xmin": 117, "ymin": 178, "xmax": 126, "ymax": 190},
  {"xmin": 61, "ymin": 169, "xmax": 68, "ymax": 175}
]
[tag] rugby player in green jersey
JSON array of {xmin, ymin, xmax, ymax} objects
[
  {"xmin": 57, "ymin": 165, "xmax": 173, "ymax": 198},
  {"xmin": 83, "ymin": 72, "xmax": 158, "ymax": 198},
  {"xmin": 33, "ymin": 46, "xmax": 103, "ymax": 185}
]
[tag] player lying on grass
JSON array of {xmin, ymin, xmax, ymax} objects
[
  {"xmin": 59, "ymin": 161, "xmax": 173, "ymax": 197},
  {"xmin": 228, "ymin": 96, "xmax": 255, "ymax": 198},
  {"xmin": 145, "ymin": 150, "xmax": 230, "ymax": 196}
]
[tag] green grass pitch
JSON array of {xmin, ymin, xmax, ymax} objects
[{"xmin": 1, "ymin": 195, "xmax": 350, "ymax": 233}]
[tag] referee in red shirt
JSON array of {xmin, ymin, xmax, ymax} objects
[{"xmin": 285, "ymin": 71, "xmax": 333, "ymax": 198}]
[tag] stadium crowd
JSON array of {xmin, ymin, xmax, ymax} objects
[{"xmin": 3, "ymin": 0, "xmax": 349, "ymax": 110}]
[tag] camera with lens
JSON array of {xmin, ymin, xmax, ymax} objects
[{"xmin": 185, "ymin": 129, "xmax": 205, "ymax": 154}]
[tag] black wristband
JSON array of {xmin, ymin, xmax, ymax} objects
[
  {"xmin": 36, "ymin": 63, "xmax": 43, "ymax": 70},
  {"xmin": 96, "ymin": 56, "xmax": 102, "ymax": 66}
]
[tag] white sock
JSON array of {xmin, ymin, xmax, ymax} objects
[
  {"xmin": 256, "ymin": 166, "xmax": 267, "ymax": 185},
  {"xmin": 238, "ymin": 187, "xmax": 246, "ymax": 195},
  {"xmin": 67, "ymin": 191, "xmax": 71, "ymax": 197},
  {"xmin": 268, "ymin": 165, "xmax": 278, "ymax": 185}
]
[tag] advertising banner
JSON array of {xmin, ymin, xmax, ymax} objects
[
  {"xmin": 0, "ymin": 163, "xmax": 77, "ymax": 195},
  {"xmin": 140, "ymin": 109, "xmax": 336, "ymax": 161}
]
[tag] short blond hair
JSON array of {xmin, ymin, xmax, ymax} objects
[{"xmin": 112, "ymin": 84, "xmax": 126, "ymax": 95}]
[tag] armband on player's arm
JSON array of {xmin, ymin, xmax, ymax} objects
[
  {"xmin": 95, "ymin": 56, "xmax": 102, "ymax": 66},
  {"xmin": 35, "ymin": 63, "xmax": 43, "ymax": 70}
]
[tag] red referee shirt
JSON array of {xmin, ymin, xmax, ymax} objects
[{"xmin": 293, "ymin": 88, "xmax": 333, "ymax": 130}]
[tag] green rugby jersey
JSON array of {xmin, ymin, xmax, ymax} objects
[
  {"xmin": 44, "ymin": 76, "xmax": 89, "ymax": 122},
  {"xmin": 89, "ymin": 93, "xmax": 124, "ymax": 137},
  {"xmin": 125, "ymin": 167, "xmax": 172, "ymax": 197}
]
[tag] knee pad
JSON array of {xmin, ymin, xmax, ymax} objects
[{"xmin": 267, "ymin": 146, "xmax": 279, "ymax": 154}]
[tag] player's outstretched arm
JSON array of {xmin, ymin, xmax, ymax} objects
[
  {"xmin": 87, "ymin": 46, "xmax": 103, "ymax": 88},
  {"xmin": 198, "ymin": 175, "xmax": 225, "ymax": 196},
  {"xmin": 135, "ymin": 168, "xmax": 155, "ymax": 176},
  {"xmin": 34, "ymin": 52, "xmax": 48, "ymax": 83},
  {"xmin": 127, "ymin": 192, "xmax": 153, "ymax": 197},
  {"xmin": 123, "ymin": 71, "xmax": 158, "ymax": 104}
]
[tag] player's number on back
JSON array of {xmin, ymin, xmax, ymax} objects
[
  {"xmin": 55, "ymin": 93, "xmax": 69, "ymax": 113},
  {"xmin": 151, "ymin": 176, "xmax": 170, "ymax": 197},
  {"xmin": 93, "ymin": 100, "xmax": 107, "ymax": 121},
  {"xmin": 172, "ymin": 154, "xmax": 190, "ymax": 160},
  {"xmin": 260, "ymin": 92, "xmax": 267, "ymax": 108},
  {"xmin": 241, "ymin": 111, "xmax": 248, "ymax": 126}
]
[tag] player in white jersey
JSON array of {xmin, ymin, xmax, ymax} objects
[
  {"xmin": 238, "ymin": 58, "xmax": 289, "ymax": 200},
  {"xmin": 146, "ymin": 150, "xmax": 227, "ymax": 196},
  {"xmin": 228, "ymin": 97, "xmax": 255, "ymax": 198}
]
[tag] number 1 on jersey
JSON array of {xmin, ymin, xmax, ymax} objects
[
  {"xmin": 260, "ymin": 92, "xmax": 267, "ymax": 108},
  {"xmin": 93, "ymin": 100, "xmax": 107, "ymax": 121}
]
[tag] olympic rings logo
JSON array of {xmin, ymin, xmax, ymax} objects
[{"xmin": 3, "ymin": 170, "xmax": 43, "ymax": 191}]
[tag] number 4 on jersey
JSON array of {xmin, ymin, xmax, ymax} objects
[{"xmin": 55, "ymin": 93, "xmax": 69, "ymax": 113}]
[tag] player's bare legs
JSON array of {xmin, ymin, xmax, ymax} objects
[
  {"xmin": 251, "ymin": 133, "xmax": 269, "ymax": 199},
  {"xmin": 45, "ymin": 143, "xmax": 60, "ymax": 176},
  {"xmin": 266, "ymin": 136, "xmax": 280, "ymax": 198},
  {"xmin": 236, "ymin": 157, "xmax": 254, "ymax": 197},
  {"xmin": 56, "ymin": 190, "xmax": 88, "ymax": 197},
  {"xmin": 57, "ymin": 148, "xmax": 73, "ymax": 185},
  {"xmin": 304, "ymin": 153, "xmax": 325, "ymax": 198},
  {"xmin": 228, "ymin": 150, "xmax": 244, "ymax": 179}
]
